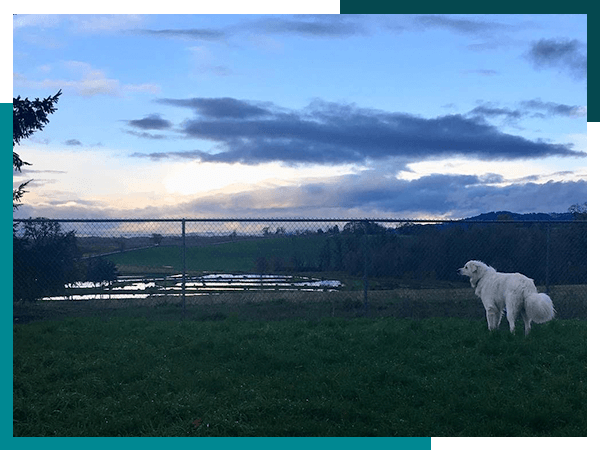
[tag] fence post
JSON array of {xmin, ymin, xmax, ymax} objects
[
  {"xmin": 182, "ymin": 218, "xmax": 186, "ymax": 319},
  {"xmin": 545, "ymin": 222, "xmax": 550, "ymax": 294},
  {"xmin": 363, "ymin": 232, "xmax": 369, "ymax": 314}
]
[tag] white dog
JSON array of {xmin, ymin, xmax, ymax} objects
[{"xmin": 458, "ymin": 260, "xmax": 555, "ymax": 335}]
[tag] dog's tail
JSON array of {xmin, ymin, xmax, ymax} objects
[{"xmin": 525, "ymin": 292, "xmax": 556, "ymax": 323}]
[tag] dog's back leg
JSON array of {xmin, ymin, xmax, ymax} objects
[{"xmin": 521, "ymin": 311, "xmax": 532, "ymax": 335}]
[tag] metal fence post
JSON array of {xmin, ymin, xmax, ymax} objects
[
  {"xmin": 363, "ymin": 232, "xmax": 369, "ymax": 314},
  {"xmin": 182, "ymin": 218, "xmax": 186, "ymax": 319},
  {"xmin": 546, "ymin": 222, "xmax": 550, "ymax": 294}
]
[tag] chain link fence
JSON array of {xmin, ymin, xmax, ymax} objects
[{"xmin": 13, "ymin": 218, "xmax": 586, "ymax": 321}]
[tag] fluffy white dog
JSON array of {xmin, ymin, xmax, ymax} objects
[{"xmin": 458, "ymin": 260, "xmax": 555, "ymax": 335}]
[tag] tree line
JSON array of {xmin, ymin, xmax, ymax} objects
[{"xmin": 261, "ymin": 219, "xmax": 587, "ymax": 287}]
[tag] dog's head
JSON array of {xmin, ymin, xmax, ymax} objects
[{"xmin": 458, "ymin": 260, "xmax": 488, "ymax": 288}]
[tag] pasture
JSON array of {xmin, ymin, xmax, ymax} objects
[
  {"xmin": 105, "ymin": 235, "xmax": 330, "ymax": 275},
  {"xmin": 14, "ymin": 230, "xmax": 587, "ymax": 436},
  {"xmin": 14, "ymin": 305, "xmax": 586, "ymax": 436}
]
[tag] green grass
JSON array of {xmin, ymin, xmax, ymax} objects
[
  {"xmin": 107, "ymin": 235, "xmax": 328, "ymax": 274},
  {"xmin": 14, "ymin": 316, "xmax": 586, "ymax": 437}
]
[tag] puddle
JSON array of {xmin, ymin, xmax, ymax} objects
[{"xmin": 43, "ymin": 273, "xmax": 343, "ymax": 301}]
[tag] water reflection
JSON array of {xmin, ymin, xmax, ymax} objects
[{"xmin": 44, "ymin": 273, "xmax": 343, "ymax": 301}]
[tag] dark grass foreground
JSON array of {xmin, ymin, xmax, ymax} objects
[{"xmin": 14, "ymin": 315, "xmax": 586, "ymax": 437}]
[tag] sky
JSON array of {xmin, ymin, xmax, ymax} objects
[{"xmin": 12, "ymin": 13, "xmax": 587, "ymax": 219}]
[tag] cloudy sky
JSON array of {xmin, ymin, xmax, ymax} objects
[{"xmin": 12, "ymin": 13, "xmax": 587, "ymax": 219}]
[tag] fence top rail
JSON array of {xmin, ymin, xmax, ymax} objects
[{"xmin": 13, "ymin": 217, "xmax": 586, "ymax": 224}]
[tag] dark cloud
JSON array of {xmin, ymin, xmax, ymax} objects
[
  {"xmin": 156, "ymin": 97, "xmax": 272, "ymax": 119},
  {"xmin": 468, "ymin": 105, "xmax": 524, "ymax": 121},
  {"xmin": 65, "ymin": 139, "xmax": 82, "ymax": 146},
  {"xmin": 137, "ymin": 28, "xmax": 229, "ymax": 41},
  {"xmin": 126, "ymin": 113, "xmax": 172, "ymax": 130},
  {"xmin": 413, "ymin": 15, "xmax": 514, "ymax": 36},
  {"xmin": 406, "ymin": 15, "xmax": 539, "ymax": 53},
  {"xmin": 468, "ymin": 99, "xmax": 586, "ymax": 122},
  {"xmin": 509, "ymin": 170, "xmax": 576, "ymax": 184},
  {"xmin": 129, "ymin": 149, "xmax": 207, "ymax": 160},
  {"xmin": 251, "ymin": 15, "xmax": 369, "ymax": 38},
  {"xmin": 131, "ymin": 97, "xmax": 584, "ymax": 165},
  {"xmin": 520, "ymin": 99, "xmax": 586, "ymax": 118},
  {"xmin": 174, "ymin": 172, "xmax": 586, "ymax": 219},
  {"xmin": 122, "ymin": 113, "xmax": 173, "ymax": 140},
  {"xmin": 124, "ymin": 130, "xmax": 168, "ymax": 140},
  {"xmin": 452, "ymin": 179, "xmax": 587, "ymax": 217},
  {"xmin": 136, "ymin": 16, "xmax": 369, "ymax": 42},
  {"xmin": 526, "ymin": 38, "xmax": 587, "ymax": 80}
]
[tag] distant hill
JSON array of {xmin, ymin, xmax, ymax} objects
[
  {"xmin": 463, "ymin": 211, "xmax": 577, "ymax": 222},
  {"xmin": 420, "ymin": 210, "xmax": 583, "ymax": 233}
]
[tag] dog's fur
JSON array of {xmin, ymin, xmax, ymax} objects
[{"xmin": 458, "ymin": 260, "xmax": 555, "ymax": 335}]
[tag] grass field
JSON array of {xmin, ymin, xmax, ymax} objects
[
  {"xmin": 14, "ymin": 312, "xmax": 586, "ymax": 437},
  {"xmin": 14, "ymin": 233, "xmax": 587, "ymax": 437},
  {"xmin": 107, "ymin": 235, "xmax": 329, "ymax": 275}
]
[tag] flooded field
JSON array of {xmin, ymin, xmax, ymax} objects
[{"xmin": 43, "ymin": 273, "xmax": 343, "ymax": 301}]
